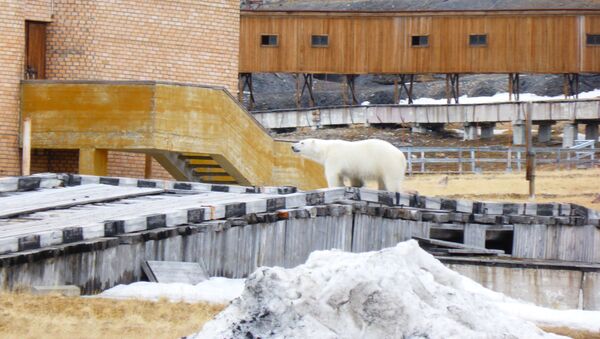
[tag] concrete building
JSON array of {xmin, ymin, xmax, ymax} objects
[{"xmin": 0, "ymin": 0, "xmax": 239, "ymax": 178}]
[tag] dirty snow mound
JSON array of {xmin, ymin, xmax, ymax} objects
[{"xmin": 192, "ymin": 240, "xmax": 561, "ymax": 339}]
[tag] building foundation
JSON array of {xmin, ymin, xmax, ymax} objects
[
  {"xmin": 480, "ymin": 123, "xmax": 495, "ymax": 139},
  {"xmin": 537, "ymin": 122, "xmax": 553, "ymax": 143},
  {"xmin": 512, "ymin": 120, "xmax": 526, "ymax": 145},
  {"xmin": 562, "ymin": 123, "xmax": 578, "ymax": 148}
]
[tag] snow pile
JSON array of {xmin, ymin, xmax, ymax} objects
[
  {"xmin": 98, "ymin": 277, "xmax": 244, "ymax": 304},
  {"xmin": 398, "ymin": 88, "xmax": 600, "ymax": 105},
  {"xmin": 192, "ymin": 240, "xmax": 561, "ymax": 339}
]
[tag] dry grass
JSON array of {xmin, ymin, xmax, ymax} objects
[
  {"xmin": 541, "ymin": 326, "xmax": 600, "ymax": 339},
  {"xmin": 403, "ymin": 168, "xmax": 600, "ymax": 209},
  {"xmin": 0, "ymin": 293, "xmax": 224, "ymax": 339}
]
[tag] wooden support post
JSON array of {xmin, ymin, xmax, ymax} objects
[
  {"xmin": 525, "ymin": 102, "xmax": 535, "ymax": 199},
  {"xmin": 393, "ymin": 76, "xmax": 399, "ymax": 104},
  {"xmin": 446, "ymin": 74, "xmax": 459, "ymax": 104},
  {"xmin": 79, "ymin": 148, "xmax": 108, "ymax": 176},
  {"xmin": 398, "ymin": 74, "xmax": 414, "ymax": 104},
  {"xmin": 509, "ymin": 73, "xmax": 520, "ymax": 101},
  {"xmin": 239, "ymin": 73, "xmax": 255, "ymax": 110},
  {"xmin": 563, "ymin": 74, "xmax": 569, "ymax": 99},
  {"xmin": 508, "ymin": 74, "xmax": 513, "ymax": 101},
  {"xmin": 144, "ymin": 154, "xmax": 153, "ymax": 179},
  {"xmin": 300, "ymin": 73, "xmax": 315, "ymax": 107},
  {"xmin": 445, "ymin": 74, "xmax": 451, "ymax": 104},
  {"xmin": 408, "ymin": 74, "xmax": 414, "ymax": 105},
  {"xmin": 295, "ymin": 73, "xmax": 301, "ymax": 108},
  {"xmin": 564, "ymin": 73, "xmax": 580, "ymax": 99},
  {"xmin": 21, "ymin": 117, "xmax": 31, "ymax": 176},
  {"xmin": 342, "ymin": 76, "xmax": 349, "ymax": 105},
  {"xmin": 346, "ymin": 75, "xmax": 358, "ymax": 105}
]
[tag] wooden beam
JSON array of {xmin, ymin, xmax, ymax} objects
[
  {"xmin": 21, "ymin": 117, "xmax": 31, "ymax": 176},
  {"xmin": 393, "ymin": 76, "xmax": 399, "ymax": 104}
]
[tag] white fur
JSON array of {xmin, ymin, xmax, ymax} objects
[{"xmin": 291, "ymin": 138, "xmax": 407, "ymax": 192}]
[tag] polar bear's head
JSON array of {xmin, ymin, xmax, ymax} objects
[{"xmin": 291, "ymin": 138, "xmax": 324, "ymax": 163}]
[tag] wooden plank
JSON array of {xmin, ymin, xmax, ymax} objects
[
  {"xmin": 413, "ymin": 235, "xmax": 494, "ymax": 251},
  {"xmin": 464, "ymin": 224, "xmax": 487, "ymax": 248},
  {"xmin": 0, "ymin": 184, "xmax": 164, "ymax": 218},
  {"xmin": 143, "ymin": 261, "xmax": 208, "ymax": 284},
  {"xmin": 513, "ymin": 224, "xmax": 547, "ymax": 259},
  {"xmin": 447, "ymin": 248, "xmax": 503, "ymax": 255}
]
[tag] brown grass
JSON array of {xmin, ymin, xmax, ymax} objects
[
  {"xmin": 403, "ymin": 168, "xmax": 600, "ymax": 209},
  {"xmin": 0, "ymin": 293, "xmax": 224, "ymax": 339},
  {"xmin": 542, "ymin": 326, "xmax": 600, "ymax": 339}
]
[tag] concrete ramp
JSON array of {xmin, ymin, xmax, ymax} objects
[{"xmin": 21, "ymin": 81, "xmax": 326, "ymax": 190}]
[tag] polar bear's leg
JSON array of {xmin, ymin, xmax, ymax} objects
[
  {"xmin": 377, "ymin": 177, "xmax": 386, "ymax": 191},
  {"xmin": 382, "ymin": 173, "xmax": 403, "ymax": 193},
  {"xmin": 325, "ymin": 169, "xmax": 344, "ymax": 188},
  {"xmin": 349, "ymin": 177, "xmax": 364, "ymax": 188}
]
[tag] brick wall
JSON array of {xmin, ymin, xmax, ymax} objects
[
  {"xmin": 31, "ymin": 149, "xmax": 78, "ymax": 174},
  {"xmin": 0, "ymin": 0, "xmax": 240, "ymax": 180}
]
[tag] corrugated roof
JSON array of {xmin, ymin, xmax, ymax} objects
[{"xmin": 244, "ymin": 0, "xmax": 600, "ymax": 12}]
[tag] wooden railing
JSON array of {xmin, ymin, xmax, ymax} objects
[{"xmin": 400, "ymin": 144, "xmax": 599, "ymax": 175}]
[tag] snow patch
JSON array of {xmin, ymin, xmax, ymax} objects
[
  {"xmin": 98, "ymin": 277, "xmax": 244, "ymax": 304},
  {"xmin": 192, "ymin": 241, "xmax": 563, "ymax": 339},
  {"xmin": 398, "ymin": 89, "xmax": 600, "ymax": 105}
]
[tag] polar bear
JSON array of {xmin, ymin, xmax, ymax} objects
[{"xmin": 291, "ymin": 138, "xmax": 407, "ymax": 192}]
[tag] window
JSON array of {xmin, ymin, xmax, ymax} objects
[
  {"xmin": 411, "ymin": 35, "xmax": 429, "ymax": 47},
  {"xmin": 469, "ymin": 34, "xmax": 488, "ymax": 46},
  {"xmin": 587, "ymin": 34, "xmax": 600, "ymax": 46},
  {"xmin": 260, "ymin": 35, "xmax": 278, "ymax": 47},
  {"xmin": 311, "ymin": 35, "xmax": 329, "ymax": 47}
]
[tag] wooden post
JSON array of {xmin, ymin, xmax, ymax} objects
[
  {"xmin": 21, "ymin": 117, "xmax": 31, "ymax": 176},
  {"xmin": 525, "ymin": 102, "xmax": 535, "ymax": 199},
  {"xmin": 445, "ymin": 74, "xmax": 451, "ymax": 104},
  {"xmin": 408, "ymin": 74, "xmax": 414, "ymax": 105},
  {"xmin": 470, "ymin": 150, "xmax": 475, "ymax": 172},
  {"xmin": 393, "ymin": 76, "xmax": 399, "ymax": 104},
  {"xmin": 144, "ymin": 154, "xmax": 153, "ymax": 179},
  {"xmin": 508, "ymin": 74, "xmax": 513, "ymax": 101},
  {"xmin": 458, "ymin": 150, "xmax": 463, "ymax": 174},
  {"xmin": 295, "ymin": 73, "xmax": 301, "ymax": 108}
]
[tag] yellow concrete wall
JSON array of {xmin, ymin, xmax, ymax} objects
[
  {"xmin": 21, "ymin": 82, "xmax": 156, "ymax": 150},
  {"xmin": 21, "ymin": 81, "xmax": 327, "ymax": 189}
]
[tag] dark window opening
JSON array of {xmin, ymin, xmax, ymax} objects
[
  {"xmin": 260, "ymin": 35, "xmax": 278, "ymax": 47},
  {"xmin": 311, "ymin": 35, "xmax": 329, "ymax": 47},
  {"xmin": 429, "ymin": 229, "xmax": 463, "ymax": 244},
  {"xmin": 587, "ymin": 34, "xmax": 600, "ymax": 45},
  {"xmin": 485, "ymin": 230, "xmax": 513, "ymax": 255},
  {"xmin": 411, "ymin": 35, "xmax": 429, "ymax": 47},
  {"xmin": 469, "ymin": 34, "xmax": 488, "ymax": 46}
]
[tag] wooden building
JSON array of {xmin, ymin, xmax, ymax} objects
[
  {"xmin": 241, "ymin": 11, "xmax": 600, "ymax": 74},
  {"xmin": 239, "ymin": 5, "xmax": 600, "ymax": 105}
]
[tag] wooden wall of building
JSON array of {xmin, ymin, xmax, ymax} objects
[{"xmin": 240, "ymin": 12, "xmax": 600, "ymax": 74}]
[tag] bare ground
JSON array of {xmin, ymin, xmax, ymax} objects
[{"xmin": 0, "ymin": 293, "xmax": 224, "ymax": 339}]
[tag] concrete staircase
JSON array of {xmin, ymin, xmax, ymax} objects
[
  {"xmin": 152, "ymin": 151, "xmax": 239, "ymax": 185},
  {"xmin": 180, "ymin": 153, "xmax": 237, "ymax": 184}
]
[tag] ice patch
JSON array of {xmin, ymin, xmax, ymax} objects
[{"xmin": 191, "ymin": 240, "xmax": 564, "ymax": 339}]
